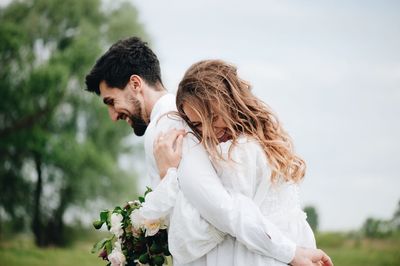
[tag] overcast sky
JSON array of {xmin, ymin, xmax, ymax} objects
[{"xmin": 131, "ymin": 0, "xmax": 400, "ymax": 231}]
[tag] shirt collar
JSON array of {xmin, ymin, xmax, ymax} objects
[{"xmin": 150, "ymin": 93, "xmax": 176, "ymax": 122}]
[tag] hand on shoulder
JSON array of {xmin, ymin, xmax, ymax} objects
[{"xmin": 154, "ymin": 128, "xmax": 186, "ymax": 178}]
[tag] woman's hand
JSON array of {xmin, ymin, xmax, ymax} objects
[
  {"xmin": 290, "ymin": 247, "xmax": 333, "ymax": 266},
  {"xmin": 154, "ymin": 129, "xmax": 186, "ymax": 179}
]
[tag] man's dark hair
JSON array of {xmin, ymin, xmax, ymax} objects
[{"xmin": 85, "ymin": 37, "xmax": 162, "ymax": 95}]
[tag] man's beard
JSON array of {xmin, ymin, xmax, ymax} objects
[
  {"xmin": 130, "ymin": 115, "xmax": 147, "ymax": 136},
  {"xmin": 129, "ymin": 97, "xmax": 148, "ymax": 136}
]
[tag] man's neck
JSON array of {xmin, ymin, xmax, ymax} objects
[{"xmin": 144, "ymin": 85, "xmax": 168, "ymax": 120}]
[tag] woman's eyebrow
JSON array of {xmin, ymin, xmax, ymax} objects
[{"xmin": 191, "ymin": 121, "xmax": 202, "ymax": 127}]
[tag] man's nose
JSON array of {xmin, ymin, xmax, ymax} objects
[{"xmin": 108, "ymin": 108, "xmax": 119, "ymax": 121}]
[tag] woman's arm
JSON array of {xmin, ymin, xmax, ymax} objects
[{"xmin": 140, "ymin": 167, "xmax": 179, "ymax": 220}]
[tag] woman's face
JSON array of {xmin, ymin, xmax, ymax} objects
[{"xmin": 182, "ymin": 103, "xmax": 231, "ymax": 143}]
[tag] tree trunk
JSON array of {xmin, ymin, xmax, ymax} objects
[
  {"xmin": 32, "ymin": 153, "xmax": 45, "ymax": 246},
  {"xmin": 32, "ymin": 152, "xmax": 71, "ymax": 247},
  {"xmin": 45, "ymin": 186, "xmax": 70, "ymax": 246}
]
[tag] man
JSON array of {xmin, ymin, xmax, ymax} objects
[{"xmin": 84, "ymin": 36, "xmax": 332, "ymax": 266}]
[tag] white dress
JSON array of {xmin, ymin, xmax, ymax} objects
[
  {"xmin": 189, "ymin": 136, "xmax": 316, "ymax": 266},
  {"xmin": 140, "ymin": 94, "xmax": 303, "ymax": 265}
]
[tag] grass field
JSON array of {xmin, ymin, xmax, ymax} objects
[
  {"xmin": 1, "ymin": 232, "xmax": 400, "ymax": 265},
  {"xmin": 316, "ymin": 232, "xmax": 400, "ymax": 266},
  {"xmin": 0, "ymin": 234, "xmax": 99, "ymax": 266}
]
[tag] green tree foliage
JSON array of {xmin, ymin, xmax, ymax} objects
[
  {"xmin": 0, "ymin": 0, "xmax": 147, "ymax": 246},
  {"xmin": 362, "ymin": 218, "xmax": 392, "ymax": 238},
  {"xmin": 392, "ymin": 200, "xmax": 400, "ymax": 230},
  {"xmin": 304, "ymin": 205, "xmax": 319, "ymax": 232},
  {"xmin": 361, "ymin": 200, "xmax": 400, "ymax": 238}
]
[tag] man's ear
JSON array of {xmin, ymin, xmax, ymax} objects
[{"xmin": 128, "ymin": 75, "xmax": 142, "ymax": 93}]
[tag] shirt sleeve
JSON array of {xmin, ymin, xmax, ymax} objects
[
  {"xmin": 177, "ymin": 135, "xmax": 296, "ymax": 264},
  {"xmin": 139, "ymin": 168, "xmax": 179, "ymax": 220}
]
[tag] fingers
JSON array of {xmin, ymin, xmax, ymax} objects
[
  {"xmin": 313, "ymin": 260, "xmax": 330, "ymax": 266},
  {"xmin": 164, "ymin": 128, "xmax": 185, "ymax": 144},
  {"xmin": 153, "ymin": 129, "xmax": 186, "ymax": 178},
  {"xmin": 154, "ymin": 131, "xmax": 165, "ymax": 145},
  {"xmin": 314, "ymin": 249, "xmax": 333, "ymax": 266},
  {"xmin": 174, "ymin": 134, "xmax": 184, "ymax": 157},
  {"xmin": 320, "ymin": 254, "xmax": 333, "ymax": 266},
  {"xmin": 155, "ymin": 129, "xmax": 186, "ymax": 149}
]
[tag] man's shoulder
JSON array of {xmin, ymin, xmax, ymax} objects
[{"xmin": 153, "ymin": 112, "xmax": 188, "ymax": 132}]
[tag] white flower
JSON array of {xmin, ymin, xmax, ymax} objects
[
  {"xmin": 143, "ymin": 218, "xmax": 166, "ymax": 236},
  {"xmin": 110, "ymin": 213, "xmax": 124, "ymax": 238},
  {"xmin": 130, "ymin": 209, "xmax": 144, "ymax": 230},
  {"xmin": 107, "ymin": 243, "xmax": 126, "ymax": 266},
  {"xmin": 130, "ymin": 208, "xmax": 167, "ymax": 236}
]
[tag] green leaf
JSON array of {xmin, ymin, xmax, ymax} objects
[
  {"xmin": 91, "ymin": 238, "xmax": 109, "ymax": 254},
  {"xmin": 100, "ymin": 210, "xmax": 109, "ymax": 223},
  {"xmin": 149, "ymin": 242, "xmax": 162, "ymax": 254},
  {"xmin": 92, "ymin": 220, "xmax": 104, "ymax": 230},
  {"xmin": 113, "ymin": 206, "xmax": 123, "ymax": 214},
  {"xmin": 105, "ymin": 240, "xmax": 113, "ymax": 255},
  {"xmin": 144, "ymin": 186, "xmax": 153, "ymax": 197},
  {"xmin": 138, "ymin": 253, "xmax": 150, "ymax": 264},
  {"xmin": 138, "ymin": 196, "xmax": 145, "ymax": 203},
  {"xmin": 163, "ymin": 244, "xmax": 171, "ymax": 256},
  {"xmin": 153, "ymin": 255, "xmax": 165, "ymax": 266}
]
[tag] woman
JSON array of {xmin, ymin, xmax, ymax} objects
[{"xmin": 142, "ymin": 59, "xmax": 329, "ymax": 266}]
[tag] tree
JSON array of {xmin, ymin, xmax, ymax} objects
[
  {"xmin": 303, "ymin": 206, "xmax": 319, "ymax": 232},
  {"xmin": 362, "ymin": 217, "xmax": 392, "ymax": 238},
  {"xmin": 0, "ymin": 0, "xmax": 147, "ymax": 246},
  {"xmin": 360, "ymin": 200, "xmax": 400, "ymax": 238},
  {"xmin": 392, "ymin": 200, "xmax": 400, "ymax": 230}
]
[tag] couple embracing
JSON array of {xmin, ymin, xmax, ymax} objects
[{"xmin": 84, "ymin": 37, "xmax": 333, "ymax": 266}]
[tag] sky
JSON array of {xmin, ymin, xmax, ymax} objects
[
  {"xmin": 1, "ymin": 0, "xmax": 398, "ymax": 231},
  {"xmin": 131, "ymin": 0, "xmax": 400, "ymax": 231}
]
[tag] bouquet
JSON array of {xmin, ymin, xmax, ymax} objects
[{"xmin": 92, "ymin": 187, "xmax": 170, "ymax": 266}]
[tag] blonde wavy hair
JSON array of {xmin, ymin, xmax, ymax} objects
[{"xmin": 176, "ymin": 59, "xmax": 305, "ymax": 182}]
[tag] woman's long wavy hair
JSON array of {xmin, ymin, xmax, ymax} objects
[{"xmin": 176, "ymin": 59, "xmax": 305, "ymax": 182}]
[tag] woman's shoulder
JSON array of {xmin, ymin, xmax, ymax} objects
[
  {"xmin": 235, "ymin": 135, "xmax": 266, "ymax": 155},
  {"xmin": 217, "ymin": 135, "xmax": 266, "ymax": 162},
  {"xmin": 237, "ymin": 134, "xmax": 262, "ymax": 145}
]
